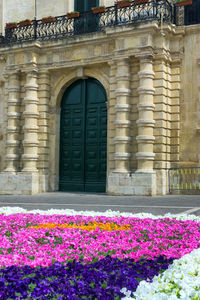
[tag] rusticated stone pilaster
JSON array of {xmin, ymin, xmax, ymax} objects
[
  {"xmin": 22, "ymin": 69, "xmax": 39, "ymax": 172},
  {"xmin": 37, "ymin": 70, "xmax": 50, "ymax": 172},
  {"xmin": 4, "ymin": 71, "xmax": 21, "ymax": 172},
  {"xmin": 108, "ymin": 61, "xmax": 117, "ymax": 171},
  {"xmin": 136, "ymin": 55, "xmax": 155, "ymax": 172},
  {"xmin": 113, "ymin": 58, "xmax": 131, "ymax": 173}
]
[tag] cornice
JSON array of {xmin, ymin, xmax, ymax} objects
[
  {"xmin": 0, "ymin": 41, "xmax": 41, "ymax": 55},
  {"xmin": 185, "ymin": 24, "xmax": 200, "ymax": 35},
  {"xmin": 135, "ymin": 46, "xmax": 155, "ymax": 60}
]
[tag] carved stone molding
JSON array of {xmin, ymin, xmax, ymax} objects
[{"xmin": 0, "ymin": 55, "xmax": 6, "ymax": 63}]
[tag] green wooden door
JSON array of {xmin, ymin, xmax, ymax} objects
[
  {"xmin": 74, "ymin": 0, "xmax": 99, "ymax": 34},
  {"xmin": 59, "ymin": 78, "xmax": 107, "ymax": 193},
  {"xmin": 75, "ymin": 0, "xmax": 98, "ymax": 12}
]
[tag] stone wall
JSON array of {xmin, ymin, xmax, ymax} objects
[
  {"xmin": 0, "ymin": 20, "xmax": 199, "ymax": 195},
  {"xmin": 153, "ymin": 34, "xmax": 182, "ymax": 194},
  {"xmin": 0, "ymin": 55, "xmax": 6, "ymax": 172},
  {"xmin": 180, "ymin": 25, "xmax": 200, "ymax": 167}
]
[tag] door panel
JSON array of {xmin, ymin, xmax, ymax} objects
[
  {"xmin": 184, "ymin": 0, "xmax": 200, "ymax": 25},
  {"xmin": 59, "ymin": 78, "xmax": 107, "ymax": 193},
  {"xmin": 74, "ymin": 0, "xmax": 99, "ymax": 34},
  {"xmin": 88, "ymin": 0, "xmax": 98, "ymax": 10},
  {"xmin": 75, "ymin": 0, "xmax": 98, "ymax": 11},
  {"xmin": 59, "ymin": 81, "xmax": 85, "ymax": 191}
]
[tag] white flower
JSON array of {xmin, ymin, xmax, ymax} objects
[
  {"xmin": 121, "ymin": 248, "xmax": 200, "ymax": 300},
  {"xmin": 0, "ymin": 206, "xmax": 200, "ymax": 223}
]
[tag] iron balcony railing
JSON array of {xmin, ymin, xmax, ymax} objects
[
  {"xmin": 0, "ymin": 0, "xmax": 173, "ymax": 45},
  {"xmin": 169, "ymin": 167, "xmax": 200, "ymax": 193}
]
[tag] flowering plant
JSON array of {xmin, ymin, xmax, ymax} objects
[
  {"xmin": 66, "ymin": 11, "xmax": 80, "ymax": 18},
  {"xmin": 6, "ymin": 22, "xmax": 18, "ymax": 29},
  {"xmin": 67, "ymin": 11, "xmax": 79, "ymax": 14},
  {"xmin": 42, "ymin": 16, "xmax": 56, "ymax": 23},
  {"xmin": 19, "ymin": 19, "xmax": 31, "ymax": 22},
  {"xmin": 91, "ymin": 6, "xmax": 106, "ymax": 13},
  {"xmin": 42, "ymin": 16, "xmax": 54, "ymax": 19},
  {"xmin": 92, "ymin": 5, "xmax": 106, "ymax": 9},
  {"xmin": 176, "ymin": 0, "xmax": 193, "ymax": 5},
  {"xmin": 6, "ymin": 22, "xmax": 17, "ymax": 25},
  {"xmin": 18, "ymin": 19, "xmax": 32, "ymax": 27},
  {"xmin": 0, "ymin": 207, "xmax": 200, "ymax": 299}
]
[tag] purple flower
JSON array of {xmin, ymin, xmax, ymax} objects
[{"xmin": 0, "ymin": 256, "xmax": 173, "ymax": 299}]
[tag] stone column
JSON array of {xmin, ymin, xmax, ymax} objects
[
  {"xmin": 113, "ymin": 57, "xmax": 131, "ymax": 173},
  {"xmin": 38, "ymin": 70, "xmax": 50, "ymax": 172},
  {"xmin": 22, "ymin": 69, "xmax": 39, "ymax": 172},
  {"xmin": 108, "ymin": 61, "xmax": 117, "ymax": 171},
  {"xmin": 4, "ymin": 71, "xmax": 21, "ymax": 172},
  {"xmin": 136, "ymin": 55, "xmax": 155, "ymax": 173}
]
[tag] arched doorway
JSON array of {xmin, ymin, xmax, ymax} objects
[{"xmin": 59, "ymin": 78, "xmax": 107, "ymax": 192}]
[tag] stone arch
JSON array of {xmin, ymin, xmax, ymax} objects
[{"xmin": 51, "ymin": 69, "xmax": 110, "ymax": 108}]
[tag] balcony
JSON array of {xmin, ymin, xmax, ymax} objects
[{"xmin": 0, "ymin": 0, "xmax": 174, "ymax": 45}]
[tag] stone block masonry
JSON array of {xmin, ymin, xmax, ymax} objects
[{"xmin": 0, "ymin": 21, "xmax": 198, "ymax": 195}]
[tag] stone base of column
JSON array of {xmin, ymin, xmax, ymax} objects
[
  {"xmin": 108, "ymin": 172, "xmax": 156, "ymax": 196},
  {"xmin": 0, "ymin": 172, "xmax": 49, "ymax": 195},
  {"xmin": 155, "ymin": 169, "xmax": 169, "ymax": 195}
]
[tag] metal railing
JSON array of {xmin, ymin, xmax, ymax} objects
[
  {"xmin": 0, "ymin": 0, "xmax": 173, "ymax": 45},
  {"xmin": 169, "ymin": 167, "xmax": 200, "ymax": 193}
]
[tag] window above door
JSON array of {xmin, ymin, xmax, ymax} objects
[{"xmin": 75, "ymin": 0, "xmax": 99, "ymax": 12}]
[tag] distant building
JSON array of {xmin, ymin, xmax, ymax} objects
[{"xmin": 0, "ymin": 0, "xmax": 199, "ymax": 195}]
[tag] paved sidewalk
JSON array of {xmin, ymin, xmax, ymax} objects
[{"xmin": 0, "ymin": 193, "xmax": 200, "ymax": 216}]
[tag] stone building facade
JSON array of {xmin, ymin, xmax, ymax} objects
[{"xmin": 0, "ymin": 0, "xmax": 199, "ymax": 195}]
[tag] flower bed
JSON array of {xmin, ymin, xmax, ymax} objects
[
  {"xmin": 0, "ymin": 256, "xmax": 173, "ymax": 299},
  {"xmin": 129, "ymin": 248, "xmax": 200, "ymax": 299},
  {"xmin": 0, "ymin": 207, "xmax": 199, "ymax": 299}
]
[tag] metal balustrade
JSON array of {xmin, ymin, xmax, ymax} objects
[
  {"xmin": 169, "ymin": 167, "xmax": 200, "ymax": 193},
  {"xmin": 0, "ymin": 0, "xmax": 173, "ymax": 45}
]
